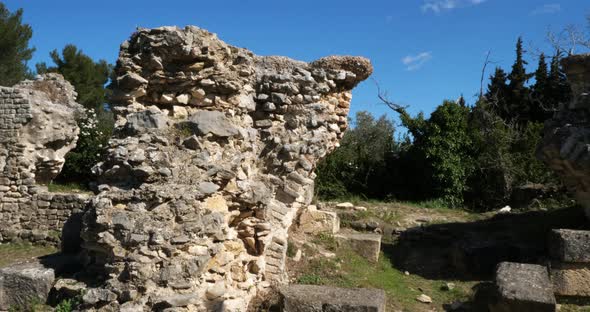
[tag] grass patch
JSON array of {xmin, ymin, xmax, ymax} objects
[
  {"xmin": 47, "ymin": 182, "xmax": 91, "ymax": 194},
  {"xmin": 294, "ymin": 245, "xmax": 476, "ymax": 311},
  {"xmin": 0, "ymin": 243, "xmax": 57, "ymax": 268},
  {"xmin": 312, "ymin": 233, "xmax": 338, "ymax": 251}
]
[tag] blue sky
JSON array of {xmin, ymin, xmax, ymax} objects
[{"xmin": 4, "ymin": 0, "xmax": 590, "ymax": 126}]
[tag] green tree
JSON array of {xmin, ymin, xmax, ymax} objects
[
  {"xmin": 507, "ymin": 37, "xmax": 533, "ymax": 123},
  {"xmin": 530, "ymin": 53, "xmax": 549, "ymax": 122},
  {"xmin": 380, "ymin": 94, "xmax": 475, "ymax": 206},
  {"xmin": 36, "ymin": 44, "xmax": 111, "ymax": 110},
  {"xmin": 420, "ymin": 100, "xmax": 474, "ymax": 206},
  {"xmin": 0, "ymin": 3, "xmax": 34, "ymax": 86},
  {"xmin": 546, "ymin": 53, "xmax": 572, "ymax": 110},
  {"xmin": 315, "ymin": 111, "xmax": 397, "ymax": 199},
  {"xmin": 485, "ymin": 67, "xmax": 510, "ymax": 119}
]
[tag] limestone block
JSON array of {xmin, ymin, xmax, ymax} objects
[
  {"xmin": 336, "ymin": 232, "xmax": 381, "ymax": 263},
  {"xmin": 280, "ymin": 285, "xmax": 386, "ymax": 312},
  {"xmin": 298, "ymin": 206, "xmax": 339, "ymax": 234},
  {"xmin": 490, "ymin": 262, "xmax": 556, "ymax": 312},
  {"xmin": 0, "ymin": 259, "xmax": 55, "ymax": 310},
  {"xmin": 551, "ymin": 262, "xmax": 590, "ymax": 297}
]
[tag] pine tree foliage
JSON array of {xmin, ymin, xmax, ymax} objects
[
  {"xmin": 36, "ymin": 44, "xmax": 111, "ymax": 110},
  {"xmin": 0, "ymin": 3, "xmax": 34, "ymax": 86}
]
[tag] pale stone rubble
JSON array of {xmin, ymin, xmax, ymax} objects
[
  {"xmin": 0, "ymin": 73, "xmax": 89, "ymax": 245},
  {"xmin": 72, "ymin": 26, "xmax": 372, "ymax": 311}
]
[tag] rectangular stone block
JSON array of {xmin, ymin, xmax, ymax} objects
[
  {"xmin": 336, "ymin": 232, "xmax": 381, "ymax": 263},
  {"xmin": 490, "ymin": 262, "xmax": 556, "ymax": 312},
  {"xmin": 551, "ymin": 262, "xmax": 590, "ymax": 297},
  {"xmin": 298, "ymin": 206, "xmax": 339, "ymax": 234},
  {"xmin": 0, "ymin": 260, "xmax": 55, "ymax": 310},
  {"xmin": 549, "ymin": 229, "xmax": 590, "ymax": 263},
  {"xmin": 280, "ymin": 285, "xmax": 386, "ymax": 312}
]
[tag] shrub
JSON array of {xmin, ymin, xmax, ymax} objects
[{"xmin": 55, "ymin": 108, "xmax": 113, "ymax": 185}]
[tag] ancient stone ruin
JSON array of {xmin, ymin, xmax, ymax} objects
[
  {"xmin": 58, "ymin": 26, "xmax": 372, "ymax": 311},
  {"xmin": 0, "ymin": 73, "xmax": 89, "ymax": 246},
  {"xmin": 538, "ymin": 53, "xmax": 590, "ymax": 219}
]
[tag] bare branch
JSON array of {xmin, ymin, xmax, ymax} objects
[
  {"xmin": 547, "ymin": 24, "xmax": 590, "ymax": 56},
  {"xmin": 373, "ymin": 78, "xmax": 408, "ymax": 115},
  {"xmin": 480, "ymin": 51, "xmax": 492, "ymax": 99}
]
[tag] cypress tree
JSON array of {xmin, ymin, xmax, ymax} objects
[
  {"xmin": 485, "ymin": 67, "xmax": 510, "ymax": 119},
  {"xmin": 507, "ymin": 37, "xmax": 532, "ymax": 123},
  {"xmin": 531, "ymin": 53, "xmax": 549, "ymax": 121},
  {"xmin": 0, "ymin": 3, "xmax": 35, "ymax": 86}
]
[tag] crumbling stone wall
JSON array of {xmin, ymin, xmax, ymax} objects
[
  {"xmin": 538, "ymin": 54, "xmax": 590, "ymax": 219},
  {"xmin": 77, "ymin": 26, "xmax": 371, "ymax": 311},
  {"xmin": 0, "ymin": 74, "xmax": 88, "ymax": 245}
]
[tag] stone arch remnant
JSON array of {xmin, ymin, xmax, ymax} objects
[{"xmin": 79, "ymin": 26, "xmax": 372, "ymax": 311}]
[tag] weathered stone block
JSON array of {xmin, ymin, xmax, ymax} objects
[
  {"xmin": 490, "ymin": 262, "xmax": 556, "ymax": 312},
  {"xmin": 0, "ymin": 259, "xmax": 55, "ymax": 310},
  {"xmin": 336, "ymin": 233, "xmax": 381, "ymax": 262},
  {"xmin": 549, "ymin": 229, "xmax": 590, "ymax": 263},
  {"xmin": 551, "ymin": 262, "xmax": 590, "ymax": 297},
  {"xmin": 280, "ymin": 285, "xmax": 386, "ymax": 312},
  {"xmin": 298, "ymin": 206, "xmax": 339, "ymax": 234}
]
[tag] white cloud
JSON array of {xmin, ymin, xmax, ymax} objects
[
  {"xmin": 531, "ymin": 4, "xmax": 561, "ymax": 15},
  {"xmin": 421, "ymin": 0, "xmax": 487, "ymax": 14},
  {"xmin": 402, "ymin": 52, "xmax": 433, "ymax": 71}
]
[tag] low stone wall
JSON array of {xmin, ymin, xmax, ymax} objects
[
  {"xmin": 0, "ymin": 74, "xmax": 87, "ymax": 246},
  {"xmin": 0, "ymin": 190, "xmax": 89, "ymax": 245}
]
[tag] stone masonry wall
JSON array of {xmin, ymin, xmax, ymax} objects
[
  {"xmin": 0, "ymin": 75, "xmax": 88, "ymax": 246},
  {"xmin": 75, "ymin": 26, "xmax": 372, "ymax": 311}
]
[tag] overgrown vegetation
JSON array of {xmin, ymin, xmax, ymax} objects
[{"xmin": 317, "ymin": 36, "xmax": 579, "ymax": 211}]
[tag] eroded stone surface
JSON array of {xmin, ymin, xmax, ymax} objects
[
  {"xmin": 297, "ymin": 205, "xmax": 340, "ymax": 234},
  {"xmin": 0, "ymin": 74, "xmax": 88, "ymax": 245},
  {"xmin": 336, "ymin": 232, "xmax": 382, "ymax": 263},
  {"xmin": 549, "ymin": 229, "xmax": 590, "ymax": 263},
  {"xmin": 551, "ymin": 262, "xmax": 590, "ymax": 297},
  {"xmin": 78, "ymin": 26, "xmax": 371, "ymax": 311},
  {"xmin": 490, "ymin": 262, "xmax": 556, "ymax": 312},
  {"xmin": 279, "ymin": 284, "xmax": 386, "ymax": 312},
  {"xmin": 0, "ymin": 260, "xmax": 55, "ymax": 310}
]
